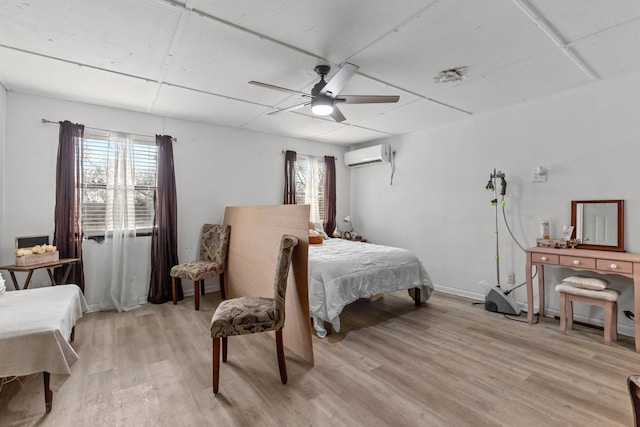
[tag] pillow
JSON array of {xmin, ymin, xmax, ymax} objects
[
  {"xmin": 309, "ymin": 229, "xmax": 323, "ymax": 244},
  {"xmin": 562, "ymin": 275, "xmax": 609, "ymax": 291},
  {"xmin": 313, "ymin": 222, "xmax": 330, "ymax": 240}
]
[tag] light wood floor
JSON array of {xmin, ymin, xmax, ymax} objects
[{"xmin": 1, "ymin": 290, "xmax": 639, "ymax": 426}]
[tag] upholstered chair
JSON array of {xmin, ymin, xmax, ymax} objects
[
  {"xmin": 170, "ymin": 224, "xmax": 231, "ymax": 311},
  {"xmin": 210, "ymin": 234, "xmax": 299, "ymax": 394}
]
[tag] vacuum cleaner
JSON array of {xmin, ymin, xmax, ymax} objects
[{"xmin": 483, "ymin": 169, "xmax": 521, "ymax": 316}]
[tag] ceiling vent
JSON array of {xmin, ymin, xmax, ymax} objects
[{"xmin": 434, "ymin": 66, "xmax": 468, "ymax": 83}]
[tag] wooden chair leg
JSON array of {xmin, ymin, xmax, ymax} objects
[
  {"xmin": 220, "ymin": 273, "xmax": 226, "ymax": 300},
  {"xmin": 628, "ymin": 376, "xmax": 640, "ymax": 427},
  {"xmin": 276, "ymin": 329, "xmax": 287, "ymax": 384},
  {"xmin": 213, "ymin": 337, "xmax": 220, "ymax": 394},
  {"xmin": 201, "ymin": 280, "xmax": 206, "ymax": 296},
  {"xmin": 222, "ymin": 337, "xmax": 228, "ymax": 363},
  {"xmin": 194, "ymin": 281, "xmax": 200, "ymax": 311},
  {"xmin": 559, "ymin": 292, "xmax": 567, "ymax": 334},
  {"xmin": 172, "ymin": 276, "xmax": 178, "ymax": 305}
]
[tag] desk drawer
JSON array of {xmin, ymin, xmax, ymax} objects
[
  {"xmin": 532, "ymin": 253, "xmax": 559, "ymax": 264},
  {"xmin": 560, "ymin": 255, "xmax": 596, "ymax": 269},
  {"xmin": 596, "ymin": 259, "xmax": 633, "ymax": 274}
]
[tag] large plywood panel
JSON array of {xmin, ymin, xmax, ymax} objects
[{"xmin": 223, "ymin": 204, "xmax": 313, "ymax": 365}]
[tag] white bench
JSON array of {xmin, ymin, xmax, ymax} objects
[{"xmin": 555, "ymin": 283, "xmax": 618, "ymax": 345}]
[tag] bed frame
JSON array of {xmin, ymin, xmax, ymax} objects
[{"xmin": 321, "ymin": 287, "xmax": 421, "ymax": 335}]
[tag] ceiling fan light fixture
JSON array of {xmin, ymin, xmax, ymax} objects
[{"xmin": 311, "ymin": 98, "xmax": 334, "ymax": 116}]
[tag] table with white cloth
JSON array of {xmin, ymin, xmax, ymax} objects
[{"xmin": 0, "ymin": 285, "xmax": 87, "ymax": 412}]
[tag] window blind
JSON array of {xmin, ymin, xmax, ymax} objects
[{"xmin": 80, "ymin": 133, "xmax": 158, "ymax": 236}]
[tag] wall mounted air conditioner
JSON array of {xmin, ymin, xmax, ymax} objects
[{"xmin": 344, "ymin": 144, "xmax": 390, "ymax": 167}]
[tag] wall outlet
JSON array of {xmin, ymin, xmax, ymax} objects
[
  {"xmin": 532, "ymin": 172, "xmax": 546, "ymax": 182},
  {"xmin": 507, "ymin": 273, "xmax": 516, "ymax": 284}
]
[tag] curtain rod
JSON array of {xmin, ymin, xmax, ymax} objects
[
  {"xmin": 282, "ymin": 150, "xmax": 338, "ymax": 161},
  {"xmin": 41, "ymin": 118, "xmax": 177, "ymax": 142}
]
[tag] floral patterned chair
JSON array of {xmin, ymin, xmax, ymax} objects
[
  {"xmin": 210, "ymin": 234, "xmax": 299, "ymax": 394},
  {"xmin": 170, "ymin": 224, "xmax": 231, "ymax": 311}
]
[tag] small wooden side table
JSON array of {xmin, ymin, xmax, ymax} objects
[{"xmin": 0, "ymin": 258, "xmax": 80, "ymax": 290}]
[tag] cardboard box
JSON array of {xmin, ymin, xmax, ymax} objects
[{"xmin": 15, "ymin": 251, "xmax": 59, "ymax": 266}]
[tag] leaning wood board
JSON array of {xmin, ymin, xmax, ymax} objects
[{"xmin": 223, "ymin": 204, "xmax": 313, "ymax": 365}]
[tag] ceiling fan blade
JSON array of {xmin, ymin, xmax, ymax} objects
[
  {"xmin": 330, "ymin": 106, "xmax": 346, "ymax": 122},
  {"xmin": 337, "ymin": 95, "xmax": 400, "ymax": 104},
  {"xmin": 320, "ymin": 63, "xmax": 359, "ymax": 97},
  {"xmin": 267, "ymin": 101, "xmax": 311, "ymax": 115},
  {"xmin": 249, "ymin": 81, "xmax": 312, "ymax": 98}
]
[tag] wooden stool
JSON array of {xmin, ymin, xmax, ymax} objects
[{"xmin": 555, "ymin": 283, "xmax": 618, "ymax": 345}]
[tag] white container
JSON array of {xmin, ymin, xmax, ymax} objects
[{"xmin": 540, "ymin": 221, "xmax": 550, "ymax": 240}]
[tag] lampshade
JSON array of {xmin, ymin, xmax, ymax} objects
[{"xmin": 311, "ymin": 98, "xmax": 334, "ymax": 116}]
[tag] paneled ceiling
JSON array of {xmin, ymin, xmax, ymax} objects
[{"xmin": 1, "ymin": 0, "xmax": 639, "ymax": 145}]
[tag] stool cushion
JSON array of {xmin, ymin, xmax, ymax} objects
[
  {"xmin": 170, "ymin": 261, "xmax": 222, "ymax": 281},
  {"xmin": 562, "ymin": 275, "xmax": 609, "ymax": 290},
  {"xmin": 555, "ymin": 283, "xmax": 619, "ymax": 302}
]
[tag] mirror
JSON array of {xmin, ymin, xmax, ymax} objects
[{"xmin": 571, "ymin": 200, "xmax": 624, "ymax": 252}]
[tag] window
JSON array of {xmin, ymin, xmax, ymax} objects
[
  {"xmin": 294, "ymin": 155, "xmax": 325, "ymax": 223},
  {"xmin": 80, "ymin": 131, "xmax": 158, "ymax": 237}
]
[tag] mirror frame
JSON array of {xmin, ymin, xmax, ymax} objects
[{"xmin": 570, "ymin": 199, "xmax": 624, "ymax": 252}]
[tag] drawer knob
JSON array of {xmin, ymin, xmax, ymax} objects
[
  {"xmin": 573, "ymin": 260, "xmax": 580, "ymax": 265},
  {"xmin": 610, "ymin": 263, "xmax": 617, "ymax": 270},
  {"xmin": 541, "ymin": 256, "xmax": 547, "ymax": 261}
]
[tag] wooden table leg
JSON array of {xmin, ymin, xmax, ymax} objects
[
  {"xmin": 8, "ymin": 271, "xmax": 20, "ymax": 290},
  {"xmin": 46, "ymin": 268, "xmax": 56, "ymax": 286},
  {"xmin": 526, "ymin": 254, "xmax": 534, "ymax": 324},
  {"xmin": 538, "ymin": 264, "xmax": 546, "ymax": 318},
  {"xmin": 43, "ymin": 372, "xmax": 52, "ymax": 413},
  {"xmin": 60, "ymin": 263, "xmax": 74, "ymax": 284},
  {"xmin": 23, "ymin": 270, "xmax": 34, "ymax": 290},
  {"xmin": 634, "ymin": 268, "xmax": 640, "ymax": 352}
]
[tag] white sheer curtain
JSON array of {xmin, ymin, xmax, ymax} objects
[
  {"xmin": 98, "ymin": 134, "xmax": 148, "ymax": 312},
  {"xmin": 305, "ymin": 158, "xmax": 322, "ymax": 223}
]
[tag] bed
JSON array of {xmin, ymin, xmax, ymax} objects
[
  {"xmin": 0, "ymin": 284, "xmax": 87, "ymax": 412},
  {"xmin": 308, "ymin": 238, "xmax": 433, "ymax": 337}
]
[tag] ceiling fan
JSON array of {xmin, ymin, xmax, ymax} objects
[{"xmin": 249, "ymin": 63, "xmax": 399, "ymax": 122}]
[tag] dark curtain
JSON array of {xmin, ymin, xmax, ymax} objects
[
  {"xmin": 148, "ymin": 135, "xmax": 180, "ymax": 304},
  {"xmin": 323, "ymin": 156, "xmax": 337, "ymax": 236},
  {"xmin": 283, "ymin": 150, "xmax": 297, "ymax": 204},
  {"xmin": 53, "ymin": 121, "xmax": 85, "ymax": 290}
]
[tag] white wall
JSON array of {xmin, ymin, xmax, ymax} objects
[
  {"xmin": 0, "ymin": 85, "xmax": 6, "ymax": 279},
  {"xmin": 1, "ymin": 92, "xmax": 350, "ymax": 308},
  {"xmin": 351, "ymin": 70, "xmax": 640, "ymax": 336}
]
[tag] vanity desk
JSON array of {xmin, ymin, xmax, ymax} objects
[{"xmin": 525, "ymin": 246, "xmax": 640, "ymax": 352}]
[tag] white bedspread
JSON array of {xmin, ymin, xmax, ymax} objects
[
  {"xmin": 308, "ymin": 239, "xmax": 433, "ymax": 337},
  {"xmin": 0, "ymin": 285, "xmax": 87, "ymax": 391}
]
